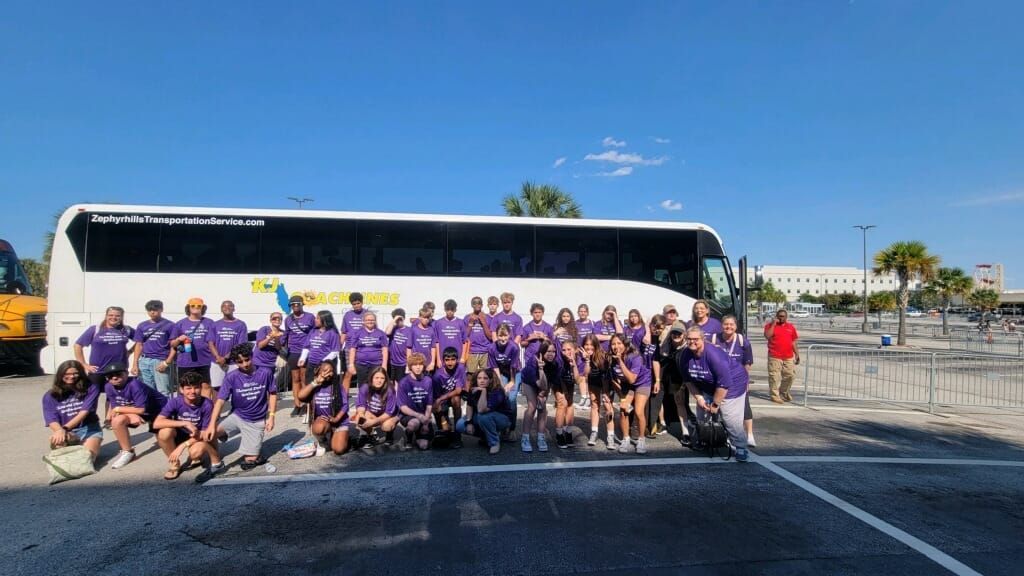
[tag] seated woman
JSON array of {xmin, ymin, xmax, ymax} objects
[
  {"xmin": 466, "ymin": 369, "xmax": 513, "ymax": 454},
  {"xmin": 42, "ymin": 360, "xmax": 102, "ymax": 460},
  {"xmin": 102, "ymin": 362, "xmax": 169, "ymax": 469},
  {"xmin": 153, "ymin": 371, "xmax": 223, "ymax": 482},
  {"xmin": 297, "ymin": 360, "xmax": 350, "ymax": 455},
  {"xmin": 353, "ymin": 367, "xmax": 400, "ymax": 447}
]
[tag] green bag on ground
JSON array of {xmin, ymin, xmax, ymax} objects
[{"xmin": 42, "ymin": 445, "xmax": 96, "ymax": 485}]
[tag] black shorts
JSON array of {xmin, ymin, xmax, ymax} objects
[
  {"xmin": 287, "ymin": 352, "xmax": 303, "ymax": 370},
  {"xmin": 744, "ymin": 394, "xmax": 753, "ymax": 420},
  {"xmin": 388, "ymin": 364, "xmax": 406, "ymax": 384},
  {"xmin": 356, "ymin": 363, "xmax": 381, "ymax": 387},
  {"xmin": 552, "ymin": 377, "xmax": 575, "ymax": 398},
  {"xmin": 173, "ymin": 429, "xmax": 195, "ymax": 445},
  {"xmin": 399, "ymin": 414, "xmax": 432, "ymax": 432},
  {"xmin": 178, "ymin": 365, "xmax": 211, "ymax": 385},
  {"xmin": 665, "ymin": 377, "xmax": 686, "ymax": 396}
]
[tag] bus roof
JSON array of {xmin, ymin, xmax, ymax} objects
[{"xmin": 65, "ymin": 203, "xmax": 726, "ymax": 246}]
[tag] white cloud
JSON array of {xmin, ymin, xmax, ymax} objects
[
  {"xmin": 584, "ymin": 150, "xmax": 668, "ymax": 166},
  {"xmin": 660, "ymin": 199, "xmax": 682, "ymax": 211},
  {"xmin": 653, "ymin": 137, "xmax": 671, "ymax": 144},
  {"xmin": 950, "ymin": 191, "xmax": 1024, "ymax": 207},
  {"xmin": 552, "ymin": 157, "xmax": 567, "ymax": 168},
  {"xmin": 598, "ymin": 166, "xmax": 633, "ymax": 177},
  {"xmin": 602, "ymin": 136, "xmax": 626, "ymax": 148}
]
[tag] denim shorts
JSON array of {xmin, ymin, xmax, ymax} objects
[{"xmin": 71, "ymin": 421, "xmax": 103, "ymax": 442}]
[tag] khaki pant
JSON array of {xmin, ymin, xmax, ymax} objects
[{"xmin": 767, "ymin": 356, "xmax": 796, "ymax": 398}]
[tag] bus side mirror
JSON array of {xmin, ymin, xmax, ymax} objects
[{"xmin": 750, "ymin": 266, "xmax": 764, "ymax": 290}]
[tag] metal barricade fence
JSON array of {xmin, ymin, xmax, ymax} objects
[
  {"xmin": 802, "ymin": 344, "xmax": 1024, "ymax": 412},
  {"xmin": 949, "ymin": 328, "xmax": 1024, "ymax": 357}
]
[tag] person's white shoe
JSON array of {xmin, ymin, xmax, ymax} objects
[
  {"xmin": 587, "ymin": 431, "xmax": 598, "ymax": 446},
  {"xmin": 536, "ymin": 435, "xmax": 549, "ymax": 452},
  {"xmin": 747, "ymin": 433, "xmax": 757, "ymax": 447},
  {"xmin": 111, "ymin": 449, "xmax": 135, "ymax": 470},
  {"xmin": 606, "ymin": 435, "xmax": 619, "ymax": 450},
  {"xmin": 636, "ymin": 438, "xmax": 647, "ymax": 455},
  {"xmin": 489, "ymin": 444, "xmax": 500, "ymax": 455},
  {"xmin": 618, "ymin": 438, "xmax": 632, "ymax": 454},
  {"xmin": 521, "ymin": 436, "xmax": 533, "ymax": 453}
]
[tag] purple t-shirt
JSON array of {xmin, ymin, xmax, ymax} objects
[
  {"xmin": 624, "ymin": 324, "xmax": 647, "ymax": 351},
  {"xmin": 596, "ymin": 320, "xmax": 618, "ymax": 350},
  {"xmin": 487, "ymin": 340, "xmax": 522, "ymax": 377},
  {"xmin": 134, "ymin": 319, "xmax": 173, "ymax": 359},
  {"xmin": 519, "ymin": 321, "xmax": 554, "ymax": 359},
  {"xmin": 311, "ymin": 379, "xmax": 349, "ymax": 421},
  {"xmin": 357, "ymin": 384, "xmax": 398, "ymax": 417},
  {"xmin": 304, "ymin": 328, "xmax": 341, "ymax": 366},
  {"xmin": 212, "ymin": 319, "xmax": 249, "ymax": 360},
  {"xmin": 408, "ymin": 322, "xmax": 436, "ymax": 361},
  {"xmin": 254, "ymin": 325, "xmax": 288, "ymax": 368},
  {"xmin": 284, "ymin": 312, "xmax": 315, "ymax": 354},
  {"xmin": 397, "ymin": 374, "xmax": 434, "ymax": 413},
  {"xmin": 610, "ymin": 353, "xmax": 651, "ymax": 388},
  {"xmin": 576, "ymin": 319, "xmax": 595, "ymax": 344},
  {"xmin": 678, "ymin": 343, "xmax": 747, "ymax": 399},
  {"xmin": 76, "ymin": 325, "xmax": 134, "ymax": 369},
  {"xmin": 464, "ymin": 313, "xmax": 492, "ymax": 354},
  {"xmin": 105, "ymin": 377, "xmax": 168, "ymax": 419},
  {"xmin": 688, "ymin": 317, "xmax": 724, "ymax": 342},
  {"xmin": 553, "ymin": 326, "xmax": 576, "ymax": 345},
  {"xmin": 433, "ymin": 363, "xmax": 467, "ymax": 397},
  {"xmin": 389, "ymin": 326, "xmax": 412, "ymax": 367},
  {"xmin": 434, "ymin": 316, "xmax": 467, "ymax": 356},
  {"xmin": 493, "ymin": 311, "xmax": 524, "ymax": 341},
  {"xmin": 352, "ymin": 327, "xmax": 388, "ymax": 366},
  {"xmin": 158, "ymin": 395, "xmax": 214, "ymax": 430},
  {"xmin": 42, "ymin": 385, "xmax": 101, "ymax": 427},
  {"xmin": 170, "ymin": 317, "xmax": 216, "ymax": 368},
  {"xmin": 342, "ymin": 309, "xmax": 369, "ymax": 345},
  {"xmin": 218, "ymin": 367, "xmax": 277, "ymax": 422},
  {"xmin": 713, "ymin": 333, "xmax": 755, "ymax": 367}
]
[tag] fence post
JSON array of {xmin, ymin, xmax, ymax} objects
[
  {"xmin": 928, "ymin": 353, "xmax": 936, "ymax": 414},
  {"xmin": 803, "ymin": 346, "xmax": 810, "ymax": 408}
]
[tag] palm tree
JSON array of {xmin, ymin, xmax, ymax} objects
[
  {"xmin": 873, "ymin": 241, "xmax": 940, "ymax": 345},
  {"xmin": 502, "ymin": 182, "xmax": 582, "ymax": 218},
  {"xmin": 924, "ymin": 267, "xmax": 973, "ymax": 336}
]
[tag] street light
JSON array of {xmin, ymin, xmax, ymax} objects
[
  {"xmin": 853, "ymin": 225, "xmax": 876, "ymax": 334},
  {"xmin": 287, "ymin": 197, "xmax": 314, "ymax": 209}
]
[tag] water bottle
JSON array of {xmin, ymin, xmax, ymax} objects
[{"xmin": 183, "ymin": 337, "xmax": 193, "ymax": 354}]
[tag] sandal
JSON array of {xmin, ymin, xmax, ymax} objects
[{"xmin": 163, "ymin": 462, "xmax": 182, "ymax": 480}]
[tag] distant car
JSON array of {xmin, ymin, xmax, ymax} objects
[
  {"xmin": 789, "ymin": 310, "xmax": 811, "ymax": 318},
  {"xmin": 906, "ymin": 308, "xmax": 925, "ymax": 318}
]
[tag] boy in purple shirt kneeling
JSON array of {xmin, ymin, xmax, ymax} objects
[
  {"xmin": 205, "ymin": 343, "xmax": 278, "ymax": 470},
  {"xmin": 102, "ymin": 362, "xmax": 168, "ymax": 470},
  {"xmin": 397, "ymin": 353, "xmax": 434, "ymax": 450},
  {"xmin": 153, "ymin": 371, "xmax": 223, "ymax": 482}
]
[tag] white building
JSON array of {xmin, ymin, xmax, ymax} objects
[{"xmin": 742, "ymin": 265, "xmax": 922, "ymax": 302}]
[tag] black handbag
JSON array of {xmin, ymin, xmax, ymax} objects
[{"xmin": 695, "ymin": 411, "xmax": 731, "ymax": 460}]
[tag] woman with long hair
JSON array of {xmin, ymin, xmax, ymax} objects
[
  {"xmin": 553, "ymin": 308, "xmax": 578, "ymax": 345},
  {"xmin": 467, "ymin": 369, "xmax": 513, "ymax": 454},
  {"xmin": 609, "ymin": 333, "xmax": 650, "ymax": 455},
  {"xmin": 688, "ymin": 299, "xmax": 722, "ymax": 341},
  {"xmin": 643, "ymin": 314, "xmax": 668, "ymax": 437},
  {"xmin": 353, "ymin": 366, "xmax": 400, "ymax": 447},
  {"xmin": 42, "ymin": 360, "xmax": 102, "ymax": 459},
  {"xmin": 297, "ymin": 360, "xmax": 350, "ymax": 455},
  {"xmin": 553, "ymin": 339, "xmax": 583, "ymax": 449},
  {"xmin": 580, "ymin": 334, "xmax": 614, "ymax": 448},
  {"xmin": 74, "ymin": 306, "xmax": 135, "ymax": 386},
  {"xmin": 520, "ymin": 340, "xmax": 556, "ymax": 453},
  {"xmin": 297, "ymin": 310, "xmax": 340, "ymax": 417},
  {"xmin": 596, "ymin": 305, "xmax": 622, "ymax": 351},
  {"xmin": 623, "ymin": 309, "xmax": 646, "ymax": 351}
]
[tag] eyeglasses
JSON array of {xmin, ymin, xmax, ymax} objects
[
  {"xmin": 685, "ymin": 337, "xmax": 702, "ymax": 342},
  {"xmin": 271, "ymin": 316, "xmax": 283, "ymax": 320},
  {"xmin": 189, "ymin": 305, "xmax": 204, "ymax": 309},
  {"xmin": 63, "ymin": 372, "xmax": 80, "ymax": 377}
]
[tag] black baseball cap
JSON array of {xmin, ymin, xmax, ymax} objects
[
  {"xmin": 100, "ymin": 362, "xmax": 129, "ymax": 376},
  {"xmin": 289, "ymin": 295, "xmax": 304, "ymax": 305}
]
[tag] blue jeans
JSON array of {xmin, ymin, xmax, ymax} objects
[
  {"xmin": 474, "ymin": 412, "xmax": 511, "ymax": 447},
  {"xmin": 139, "ymin": 357, "xmax": 173, "ymax": 396},
  {"xmin": 503, "ymin": 373, "xmax": 521, "ymax": 406}
]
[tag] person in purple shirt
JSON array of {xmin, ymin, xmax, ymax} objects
[
  {"xmin": 465, "ymin": 296, "xmax": 494, "ymax": 377},
  {"xmin": 519, "ymin": 341, "xmax": 556, "ymax": 453},
  {"xmin": 432, "ymin": 347, "xmax": 467, "ymax": 446},
  {"xmin": 396, "ymin": 353, "xmax": 434, "ymax": 451},
  {"xmin": 284, "ymin": 295, "xmax": 316, "ymax": 413},
  {"xmin": 407, "ymin": 307, "xmax": 437, "ymax": 372},
  {"xmin": 624, "ymin": 309, "xmax": 647, "ymax": 351},
  {"xmin": 210, "ymin": 300, "xmax": 249, "ymax": 390},
  {"xmin": 131, "ymin": 300, "xmax": 176, "ymax": 395},
  {"xmin": 74, "ymin": 306, "xmax": 135, "ymax": 386},
  {"xmin": 596, "ymin": 305, "xmax": 623, "ymax": 351},
  {"xmin": 553, "ymin": 339, "xmax": 584, "ymax": 449},
  {"xmin": 353, "ymin": 367, "xmax": 400, "ymax": 447},
  {"xmin": 487, "ymin": 325, "xmax": 522, "ymax": 402},
  {"xmin": 711, "ymin": 314, "xmax": 757, "ymax": 448},
  {"xmin": 42, "ymin": 360, "xmax": 102, "ymax": 460},
  {"xmin": 434, "ymin": 299, "xmax": 468, "ymax": 366},
  {"xmin": 486, "ymin": 296, "xmax": 500, "ymax": 333},
  {"xmin": 494, "ymin": 292, "xmax": 524, "ymax": 345},
  {"xmin": 254, "ymin": 311, "xmax": 288, "ymax": 376},
  {"xmin": 347, "ymin": 312, "xmax": 390, "ymax": 389},
  {"xmin": 574, "ymin": 304, "xmax": 596, "ymax": 409},
  {"xmin": 169, "ymin": 298, "xmax": 218, "ymax": 399},
  {"xmin": 678, "ymin": 325, "xmax": 749, "ymax": 461},
  {"xmin": 553, "ymin": 308, "xmax": 578, "ymax": 346},
  {"xmin": 297, "ymin": 360, "xmax": 350, "ymax": 455},
  {"xmin": 609, "ymin": 333, "xmax": 651, "ymax": 455},
  {"xmin": 385, "ymin": 308, "xmax": 412, "ymax": 383},
  {"xmin": 519, "ymin": 303, "xmax": 555, "ymax": 360},
  {"xmin": 102, "ymin": 362, "xmax": 169, "ymax": 469},
  {"xmin": 153, "ymin": 371, "xmax": 223, "ymax": 482},
  {"xmin": 687, "ymin": 299, "xmax": 723, "ymax": 342},
  {"xmin": 340, "ymin": 292, "xmax": 368, "ymax": 371},
  {"xmin": 206, "ymin": 344, "xmax": 278, "ymax": 470},
  {"xmin": 642, "ymin": 315, "xmax": 669, "ymax": 439},
  {"xmin": 298, "ymin": 310, "xmax": 340, "ymax": 413},
  {"xmin": 462, "ymin": 369, "xmax": 513, "ymax": 454},
  {"xmin": 580, "ymin": 334, "xmax": 613, "ymax": 448}
]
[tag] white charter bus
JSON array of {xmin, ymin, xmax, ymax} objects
[{"xmin": 42, "ymin": 204, "xmax": 739, "ymax": 373}]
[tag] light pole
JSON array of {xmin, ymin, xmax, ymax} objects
[
  {"xmin": 287, "ymin": 197, "xmax": 314, "ymax": 209},
  {"xmin": 853, "ymin": 225, "xmax": 876, "ymax": 333}
]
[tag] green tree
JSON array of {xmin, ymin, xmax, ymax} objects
[
  {"xmin": 924, "ymin": 267, "xmax": 973, "ymax": 335},
  {"xmin": 868, "ymin": 291, "xmax": 896, "ymax": 325},
  {"xmin": 873, "ymin": 241, "xmax": 940, "ymax": 345},
  {"xmin": 502, "ymin": 182, "xmax": 582, "ymax": 218},
  {"xmin": 797, "ymin": 293, "xmax": 820, "ymax": 304},
  {"xmin": 967, "ymin": 289, "xmax": 1001, "ymax": 313},
  {"xmin": 19, "ymin": 258, "xmax": 48, "ymax": 297},
  {"xmin": 837, "ymin": 292, "xmax": 862, "ymax": 311}
]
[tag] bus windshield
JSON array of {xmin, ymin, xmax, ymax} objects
[{"xmin": 0, "ymin": 250, "xmax": 33, "ymax": 295}]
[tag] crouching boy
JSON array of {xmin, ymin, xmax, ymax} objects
[
  {"xmin": 205, "ymin": 344, "xmax": 278, "ymax": 471},
  {"xmin": 153, "ymin": 371, "xmax": 223, "ymax": 483}
]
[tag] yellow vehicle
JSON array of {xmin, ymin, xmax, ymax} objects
[{"xmin": 0, "ymin": 239, "xmax": 47, "ymax": 367}]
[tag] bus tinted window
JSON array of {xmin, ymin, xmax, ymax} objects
[
  {"xmin": 86, "ymin": 221, "xmax": 160, "ymax": 272},
  {"xmin": 260, "ymin": 218, "xmax": 355, "ymax": 274},
  {"xmin": 358, "ymin": 221, "xmax": 445, "ymax": 275},
  {"xmin": 159, "ymin": 225, "xmax": 260, "ymax": 273},
  {"xmin": 619, "ymin": 229, "xmax": 698, "ymax": 293},
  {"xmin": 448, "ymin": 223, "xmax": 534, "ymax": 276},
  {"xmin": 536, "ymin": 226, "xmax": 617, "ymax": 278},
  {"xmin": 65, "ymin": 213, "xmax": 88, "ymax": 268}
]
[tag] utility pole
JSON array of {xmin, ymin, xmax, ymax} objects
[
  {"xmin": 853, "ymin": 225, "xmax": 876, "ymax": 334},
  {"xmin": 287, "ymin": 197, "xmax": 314, "ymax": 209}
]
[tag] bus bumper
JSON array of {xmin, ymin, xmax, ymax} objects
[{"xmin": 0, "ymin": 337, "xmax": 46, "ymax": 368}]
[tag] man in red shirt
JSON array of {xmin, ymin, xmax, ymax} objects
[{"xmin": 764, "ymin": 309, "xmax": 800, "ymax": 403}]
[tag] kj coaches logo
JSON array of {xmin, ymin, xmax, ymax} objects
[{"xmin": 250, "ymin": 278, "xmax": 401, "ymax": 312}]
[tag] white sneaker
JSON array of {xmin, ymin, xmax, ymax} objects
[
  {"xmin": 587, "ymin": 431, "xmax": 598, "ymax": 446},
  {"xmin": 536, "ymin": 435, "xmax": 549, "ymax": 452},
  {"xmin": 489, "ymin": 444, "xmax": 500, "ymax": 455},
  {"xmin": 618, "ymin": 438, "xmax": 632, "ymax": 454},
  {"xmin": 636, "ymin": 438, "xmax": 647, "ymax": 454},
  {"xmin": 111, "ymin": 449, "xmax": 135, "ymax": 469},
  {"xmin": 606, "ymin": 435, "xmax": 619, "ymax": 450},
  {"xmin": 301, "ymin": 409, "xmax": 310, "ymax": 425},
  {"xmin": 747, "ymin": 433, "xmax": 757, "ymax": 448},
  {"xmin": 521, "ymin": 436, "xmax": 533, "ymax": 453}
]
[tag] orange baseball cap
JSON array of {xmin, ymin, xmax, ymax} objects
[{"xmin": 187, "ymin": 297, "xmax": 205, "ymax": 306}]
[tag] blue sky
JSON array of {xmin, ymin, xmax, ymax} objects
[{"xmin": 2, "ymin": 2, "xmax": 1022, "ymax": 286}]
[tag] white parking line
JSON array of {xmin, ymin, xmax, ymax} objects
[{"xmin": 765, "ymin": 455, "xmax": 1024, "ymax": 467}]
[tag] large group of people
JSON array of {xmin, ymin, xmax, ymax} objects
[{"xmin": 47, "ymin": 291, "xmax": 800, "ymax": 482}]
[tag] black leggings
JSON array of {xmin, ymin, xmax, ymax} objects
[{"xmin": 647, "ymin": 381, "xmax": 665, "ymax": 430}]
